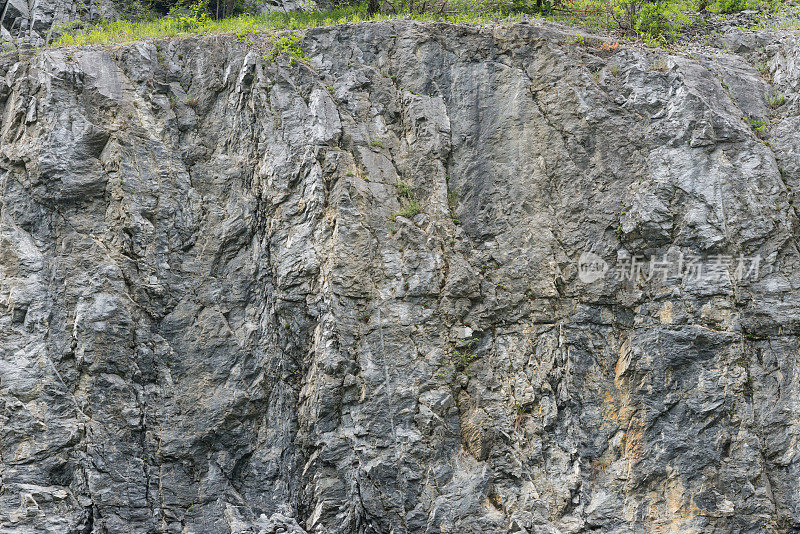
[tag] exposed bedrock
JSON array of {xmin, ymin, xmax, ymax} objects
[{"xmin": 1, "ymin": 20, "xmax": 800, "ymax": 533}]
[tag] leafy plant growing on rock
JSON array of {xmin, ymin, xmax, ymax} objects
[
  {"xmin": 767, "ymin": 91, "xmax": 785, "ymax": 109},
  {"xmin": 451, "ymin": 337, "xmax": 479, "ymax": 374},
  {"xmin": 393, "ymin": 200, "xmax": 422, "ymax": 220},
  {"xmin": 264, "ymin": 33, "xmax": 309, "ymax": 64},
  {"xmin": 395, "ymin": 182, "xmax": 413, "ymax": 200},
  {"xmin": 755, "ymin": 60, "xmax": 773, "ymax": 82},
  {"xmin": 392, "ymin": 182, "xmax": 422, "ymax": 220},
  {"xmin": 748, "ymin": 117, "xmax": 768, "ymax": 139}
]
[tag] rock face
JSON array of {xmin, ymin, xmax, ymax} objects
[
  {"xmin": 0, "ymin": 0, "xmax": 118, "ymax": 47},
  {"xmin": 1, "ymin": 20, "xmax": 800, "ymax": 534}
]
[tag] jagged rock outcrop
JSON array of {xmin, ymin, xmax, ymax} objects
[
  {"xmin": 1, "ymin": 20, "xmax": 800, "ymax": 533},
  {"xmin": 0, "ymin": 0, "xmax": 118, "ymax": 47}
]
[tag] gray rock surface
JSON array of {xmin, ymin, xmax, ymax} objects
[
  {"xmin": 0, "ymin": 0, "xmax": 118, "ymax": 47},
  {"xmin": 1, "ymin": 20, "xmax": 800, "ymax": 533}
]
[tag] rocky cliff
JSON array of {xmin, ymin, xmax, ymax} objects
[
  {"xmin": 0, "ymin": 0, "xmax": 118, "ymax": 47},
  {"xmin": 1, "ymin": 20, "xmax": 800, "ymax": 534}
]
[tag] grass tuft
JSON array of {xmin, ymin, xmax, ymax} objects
[{"xmin": 393, "ymin": 200, "xmax": 422, "ymax": 220}]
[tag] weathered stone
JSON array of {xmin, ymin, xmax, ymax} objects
[
  {"xmin": 1, "ymin": 20, "xmax": 800, "ymax": 534},
  {"xmin": 0, "ymin": 0, "xmax": 118, "ymax": 47}
]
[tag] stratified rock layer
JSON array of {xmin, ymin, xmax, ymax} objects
[{"xmin": 1, "ymin": 21, "xmax": 800, "ymax": 533}]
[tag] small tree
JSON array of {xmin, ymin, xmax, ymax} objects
[{"xmin": 602, "ymin": 0, "xmax": 693, "ymax": 39}]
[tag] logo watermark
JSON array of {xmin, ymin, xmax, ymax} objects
[
  {"xmin": 578, "ymin": 250, "xmax": 761, "ymax": 284},
  {"xmin": 577, "ymin": 251, "xmax": 609, "ymax": 283}
]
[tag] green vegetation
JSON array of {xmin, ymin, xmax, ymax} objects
[
  {"xmin": 713, "ymin": 0, "xmax": 756, "ymax": 12},
  {"xmin": 55, "ymin": 5, "xmax": 375, "ymax": 46},
  {"xmin": 747, "ymin": 117, "xmax": 768, "ymax": 139},
  {"xmin": 447, "ymin": 189, "xmax": 460, "ymax": 225},
  {"xmin": 263, "ymin": 33, "xmax": 309, "ymax": 63},
  {"xmin": 393, "ymin": 199, "xmax": 422, "ymax": 219},
  {"xmin": 392, "ymin": 181, "xmax": 422, "ymax": 219},
  {"xmin": 649, "ymin": 56, "xmax": 669, "ymax": 72},
  {"xmin": 756, "ymin": 1, "xmax": 800, "ymax": 31},
  {"xmin": 395, "ymin": 182, "xmax": 413, "ymax": 199},
  {"xmin": 451, "ymin": 337, "xmax": 480, "ymax": 374},
  {"xmin": 767, "ymin": 90, "xmax": 785, "ymax": 110},
  {"xmin": 565, "ymin": 0, "xmax": 698, "ymax": 42},
  {"xmin": 436, "ymin": 337, "xmax": 480, "ymax": 380},
  {"xmin": 50, "ymin": 0, "xmax": 800, "ymax": 48}
]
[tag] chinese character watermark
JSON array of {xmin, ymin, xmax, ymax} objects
[
  {"xmin": 578, "ymin": 250, "xmax": 761, "ymax": 284},
  {"xmin": 577, "ymin": 251, "xmax": 609, "ymax": 283}
]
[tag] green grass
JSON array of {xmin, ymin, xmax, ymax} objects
[
  {"xmin": 395, "ymin": 182, "xmax": 413, "ymax": 199},
  {"xmin": 50, "ymin": 0, "xmax": 798, "ymax": 48},
  {"xmin": 55, "ymin": 6, "xmax": 364, "ymax": 46},
  {"xmin": 756, "ymin": 1, "xmax": 800, "ymax": 31},
  {"xmin": 767, "ymin": 90, "xmax": 785, "ymax": 110},
  {"xmin": 53, "ymin": 4, "xmax": 535, "ymax": 47}
]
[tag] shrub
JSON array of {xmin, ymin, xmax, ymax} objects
[
  {"xmin": 167, "ymin": 0, "xmax": 210, "ymax": 30},
  {"xmin": 613, "ymin": 0, "xmax": 694, "ymax": 39},
  {"xmin": 264, "ymin": 33, "xmax": 309, "ymax": 63},
  {"xmin": 712, "ymin": 0, "xmax": 757, "ymax": 12}
]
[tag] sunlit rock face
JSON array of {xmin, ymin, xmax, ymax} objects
[{"xmin": 1, "ymin": 20, "xmax": 800, "ymax": 534}]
